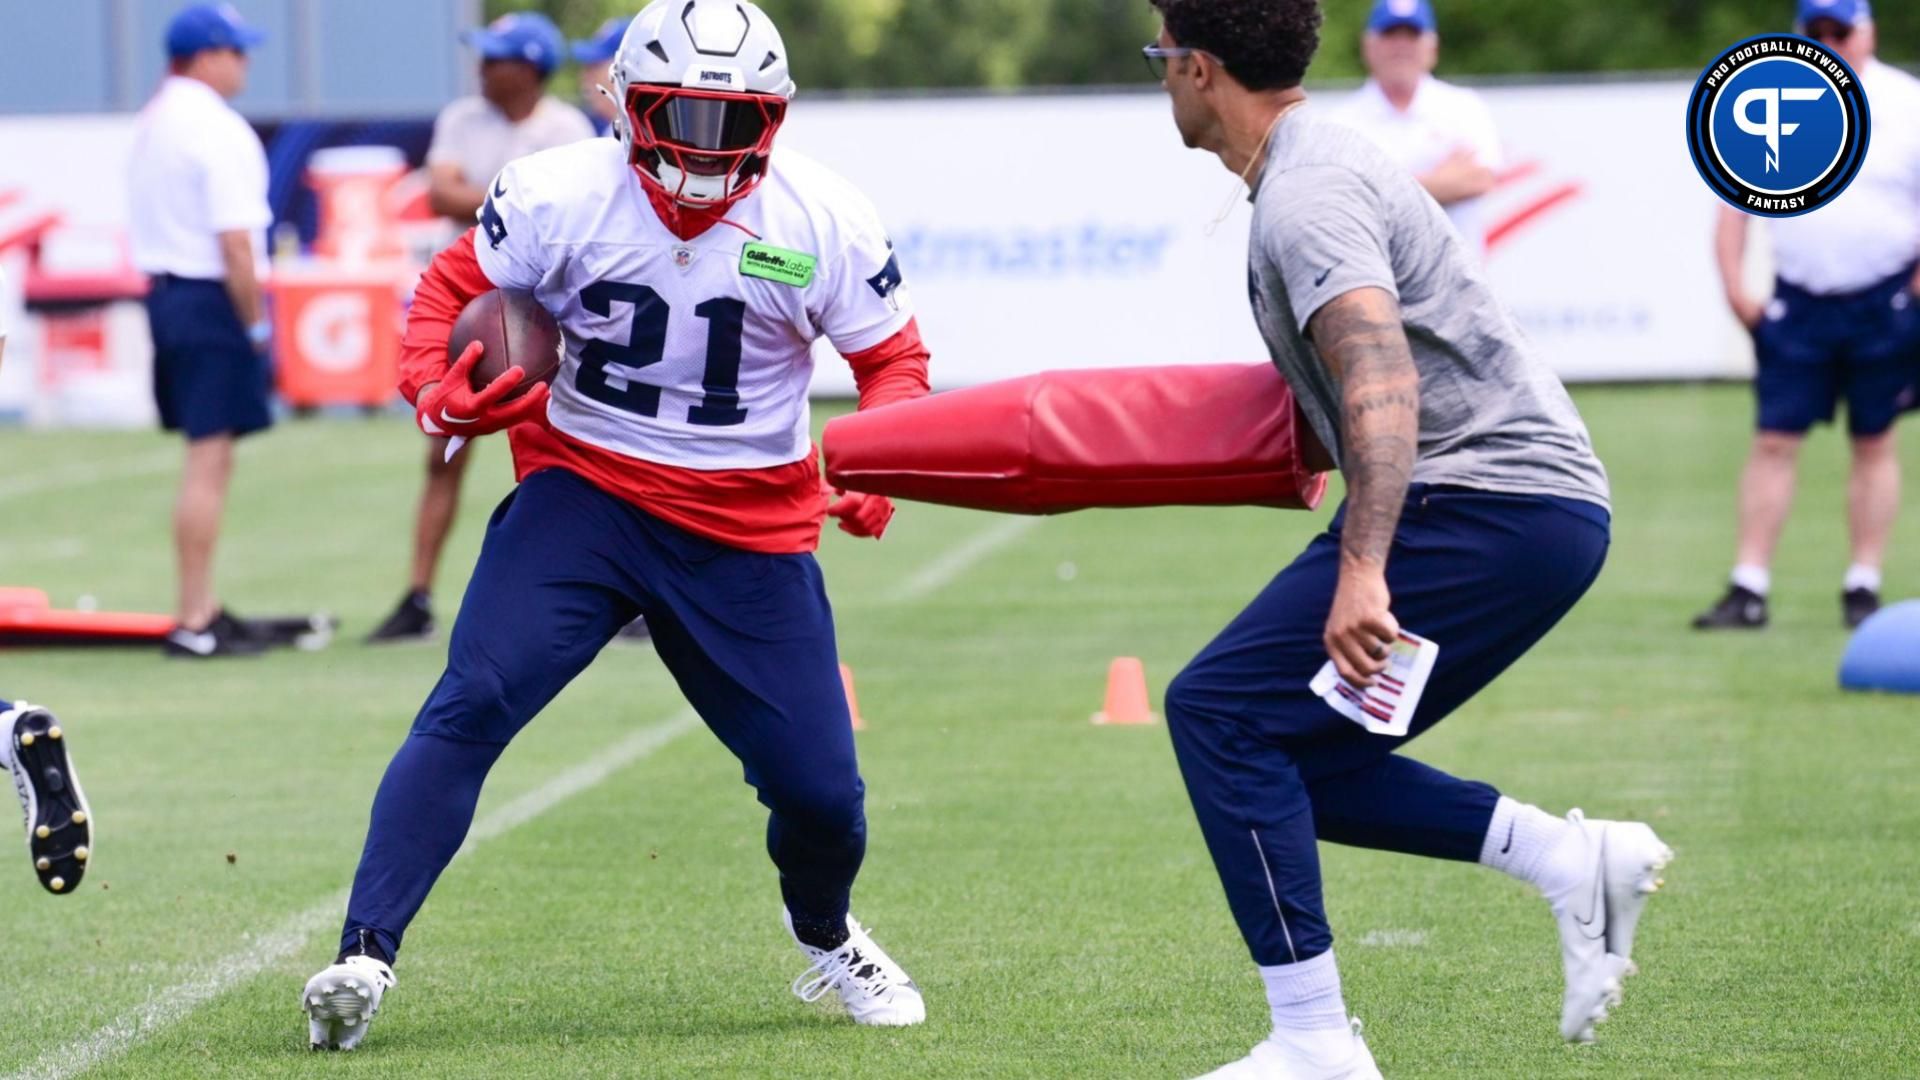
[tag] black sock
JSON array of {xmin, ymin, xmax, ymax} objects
[
  {"xmin": 336, "ymin": 928, "xmax": 393, "ymax": 967},
  {"xmin": 790, "ymin": 912, "xmax": 850, "ymax": 951}
]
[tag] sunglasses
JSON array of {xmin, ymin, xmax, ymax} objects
[
  {"xmin": 1142, "ymin": 43, "xmax": 1215, "ymax": 81},
  {"xmin": 1803, "ymin": 18, "xmax": 1854, "ymax": 42}
]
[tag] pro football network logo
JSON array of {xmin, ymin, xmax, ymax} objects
[{"xmin": 1685, "ymin": 34, "xmax": 1870, "ymax": 217}]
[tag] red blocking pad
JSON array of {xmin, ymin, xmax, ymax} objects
[
  {"xmin": 823, "ymin": 364, "xmax": 1329, "ymax": 514},
  {"xmin": 0, "ymin": 588, "xmax": 174, "ymax": 647}
]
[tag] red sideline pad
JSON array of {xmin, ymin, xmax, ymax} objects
[
  {"xmin": 0, "ymin": 588, "xmax": 174, "ymax": 647},
  {"xmin": 823, "ymin": 363, "xmax": 1329, "ymax": 514}
]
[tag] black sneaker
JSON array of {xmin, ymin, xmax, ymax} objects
[
  {"xmin": 4, "ymin": 703, "xmax": 93, "ymax": 894},
  {"xmin": 365, "ymin": 591, "xmax": 434, "ymax": 643},
  {"xmin": 164, "ymin": 613, "xmax": 270, "ymax": 658},
  {"xmin": 1692, "ymin": 584, "xmax": 1769, "ymax": 629},
  {"xmin": 1843, "ymin": 587, "xmax": 1881, "ymax": 630}
]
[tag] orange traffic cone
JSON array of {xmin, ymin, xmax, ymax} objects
[
  {"xmin": 841, "ymin": 663, "xmax": 867, "ymax": 731},
  {"xmin": 1091, "ymin": 657, "xmax": 1156, "ymax": 725}
]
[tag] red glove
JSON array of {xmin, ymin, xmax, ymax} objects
[
  {"xmin": 417, "ymin": 341, "xmax": 550, "ymax": 438},
  {"xmin": 826, "ymin": 488, "xmax": 895, "ymax": 539}
]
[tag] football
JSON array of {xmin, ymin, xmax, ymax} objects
[{"xmin": 448, "ymin": 289, "xmax": 563, "ymax": 400}]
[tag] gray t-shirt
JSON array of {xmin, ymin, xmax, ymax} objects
[
  {"xmin": 427, "ymin": 95, "xmax": 597, "ymax": 192},
  {"xmin": 1247, "ymin": 111, "xmax": 1610, "ymax": 510}
]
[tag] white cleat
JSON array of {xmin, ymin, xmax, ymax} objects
[
  {"xmin": 1194, "ymin": 1019, "xmax": 1382, "ymax": 1080},
  {"xmin": 1552, "ymin": 809, "xmax": 1673, "ymax": 1043},
  {"xmin": 785, "ymin": 909, "xmax": 925, "ymax": 1026},
  {"xmin": 301, "ymin": 955, "xmax": 395, "ymax": 1051}
]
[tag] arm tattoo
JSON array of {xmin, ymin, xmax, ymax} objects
[{"xmin": 1308, "ymin": 287, "xmax": 1419, "ymax": 570}]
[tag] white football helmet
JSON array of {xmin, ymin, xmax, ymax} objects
[{"xmin": 607, "ymin": 0, "xmax": 796, "ymax": 210}]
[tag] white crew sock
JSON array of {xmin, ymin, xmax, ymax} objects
[
  {"xmin": 1259, "ymin": 949, "xmax": 1352, "ymax": 1060},
  {"xmin": 1730, "ymin": 564, "xmax": 1771, "ymax": 596},
  {"xmin": 1844, "ymin": 563, "xmax": 1882, "ymax": 593},
  {"xmin": 1480, "ymin": 796, "xmax": 1587, "ymax": 904},
  {"xmin": 0, "ymin": 702, "xmax": 16, "ymax": 772}
]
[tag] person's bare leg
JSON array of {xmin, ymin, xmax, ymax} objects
[
  {"xmin": 1733, "ymin": 430, "xmax": 1805, "ymax": 578},
  {"xmin": 1845, "ymin": 430, "xmax": 1899, "ymax": 589},
  {"xmin": 409, "ymin": 438, "xmax": 474, "ymax": 595},
  {"xmin": 175, "ymin": 435, "xmax": 235, "ymax": 629}
]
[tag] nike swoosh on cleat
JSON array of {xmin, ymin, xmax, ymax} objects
[{"xmin": 1574, "ymin": 833, "xmax": 1607, "ymax": 940}]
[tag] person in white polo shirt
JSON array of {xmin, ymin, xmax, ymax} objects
[
  {"xmin": 1333, "ymin": 0, "xmax": 1503, "ymax": 254},
  {"xmin": 1696, "ymin": 0, "xmax": 1920, "ymax": 631},
  {"xmin": 128, "ymin": 3, "xmax": 277, "ymax": 659},
  {"xmin": 368, "ymin": 11, "xmax": 595, "ymax": 643}
]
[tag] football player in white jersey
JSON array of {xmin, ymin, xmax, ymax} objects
[{"xmin": 302, "ymin": 0, "xmax": 930, "ymax": 1050}]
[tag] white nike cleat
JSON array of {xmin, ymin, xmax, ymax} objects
[
  {"xmin": 301, "ymin": 954, "xmax": 395, "ymax": 1051},
  {"xmin": 1596, "ymin": 817, "xmax": 1675, "ymax": 978},
  {"xmin": 1551, "ymin": 809, "xmax": 1673, "ymax": 1043},
  {"xmin": 1194, "ymin": 1019, "xmax": 1383, "ymax": 1080},
  {"xmin": 785, "ymin": 909, "xmax": 926, "ymax": 1026},
  {"xmin": 5, "ymin": 702, "xmax": 94, "ymax": 895}
]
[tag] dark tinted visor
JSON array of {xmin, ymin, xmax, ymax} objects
[{"xmin": 641, "ymin": 93, "xmax": 782, "ymax": 151}]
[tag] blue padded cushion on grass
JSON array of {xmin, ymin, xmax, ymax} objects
[{"xmin": 1840, "ymin": 599, "xmax": 1920, "ymax": 694}]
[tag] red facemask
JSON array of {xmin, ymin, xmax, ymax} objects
[{"xmin": 623, "ymin": 84, "xmax": 788, "ymax": 213}]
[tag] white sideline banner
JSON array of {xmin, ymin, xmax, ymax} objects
[
  {"xmin": 0, "ymin": 81, "xmax": 1759, "ymax": 419},
  {"xmin": 787, "ymin": 81, "xmax": 1755, "ymax": 394}
]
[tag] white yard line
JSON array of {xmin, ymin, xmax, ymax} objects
[
  {"xmin": 6, "ymin": 710, "xmax": 700, "ymax": 1080},
  {"xmin": 887, "ymin": 516, "xmax": 1040, "ymax": 603}
]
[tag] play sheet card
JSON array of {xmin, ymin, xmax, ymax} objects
[{"xmin": 1309, "ymin": 630, "xmax": 1440, "ymax": 737}]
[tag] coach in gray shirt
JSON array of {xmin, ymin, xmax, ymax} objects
[
  {"xmin": 368, "ymin": 10, "xmax": 593, "ymax": 643},
  {"xmin": 1138, "ymin": 2, "xmax": 1669, "ymax": 1077}
]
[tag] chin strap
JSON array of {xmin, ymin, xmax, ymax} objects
[{"xmin": 640, "ymin": 178, "xmax": 752, "ymax": 242}]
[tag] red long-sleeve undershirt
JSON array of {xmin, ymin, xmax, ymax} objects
[{"xmin": 399, "ymin": 228, "xmax": 931, "ymax": 553}]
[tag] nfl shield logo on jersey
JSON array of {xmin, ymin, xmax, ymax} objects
[{"xmin": 673, "ymin": 245, "xmax": 696, "ymax": 271}]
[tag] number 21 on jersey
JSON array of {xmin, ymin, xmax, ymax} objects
[{"xmin": 576, "ymin": 280, "xmax": 748, "ymax": 428}]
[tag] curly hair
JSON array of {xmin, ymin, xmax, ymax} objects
[{"xmin": 1148, "ymin": 0, "xmax": 1323, "ymax": 91}]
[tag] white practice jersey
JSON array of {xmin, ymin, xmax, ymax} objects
[{"xmin": 473, "ymin": 139, "xmax": 912, "ymax": 470}]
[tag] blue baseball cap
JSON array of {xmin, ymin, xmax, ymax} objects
[
  {"xmin": 462, "ymin": 12, "xmax": 566, "ymax": 75},
  {"xmin": 571, "ymin": 16, "xmax": 631, "ymax": 66},
  {"xmin": 165, "ymin": 3, "xmax": 267, "ymax": 58},
  {"xmin": 1798, "ymin": 0, "xmax": 1871, "ymax": 27},
  {"xmin": 1368, "ymin": 0, "xmax": 1437, "ymax": 34}
]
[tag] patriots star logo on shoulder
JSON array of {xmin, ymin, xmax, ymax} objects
[{"xmin": 1685, "ymin": 33, "xmax": 1870, "ymax": 217}]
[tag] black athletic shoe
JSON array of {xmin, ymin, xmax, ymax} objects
[
  {"xmin": 366, "ymin": 591, "xmax": 434, "ymax": 643},
  {"xmin": 5, "ymin": 703, "xmax": 93, "ymax": 894},
  {"xmin": 1843, "ymin": 588, "xmax": 1881, "ymax": 630},
  {"xmin": 1692, "ymin": 584, "xmax": 1769, "ymax": 629},
  {"xmin": 164, "ymin": 613, "xmax": 270, "ymax": 658}
]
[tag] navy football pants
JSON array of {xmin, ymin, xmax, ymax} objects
[
  {"xmin": 1166, "ymin": 485, "xmax": 1609, "ymax": 966},
  {"xmin": 342, "ymin": 469, "xmax": 863, "ymax": 961}
]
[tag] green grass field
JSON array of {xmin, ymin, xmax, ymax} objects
[{"xmin": 1, "ymin": 384, "xmax": 1917, "ymax": 1078}]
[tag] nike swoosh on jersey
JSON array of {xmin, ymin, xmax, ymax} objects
[
  {"xmin": 493, "ymin": 176, "xmax": 507, "ymax": 198},
  {"xmin": 1314, "ymin": 264, "xmax": 1340, "ymax": 287}
]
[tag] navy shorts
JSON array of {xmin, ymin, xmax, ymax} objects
[
  {"xmin": 144, "ymin": 275, "xmax": 273, "ymax": 441},
  {"xmin": 1752, "ymin": 266, "xmax": 1920, "ymax": 437}
]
